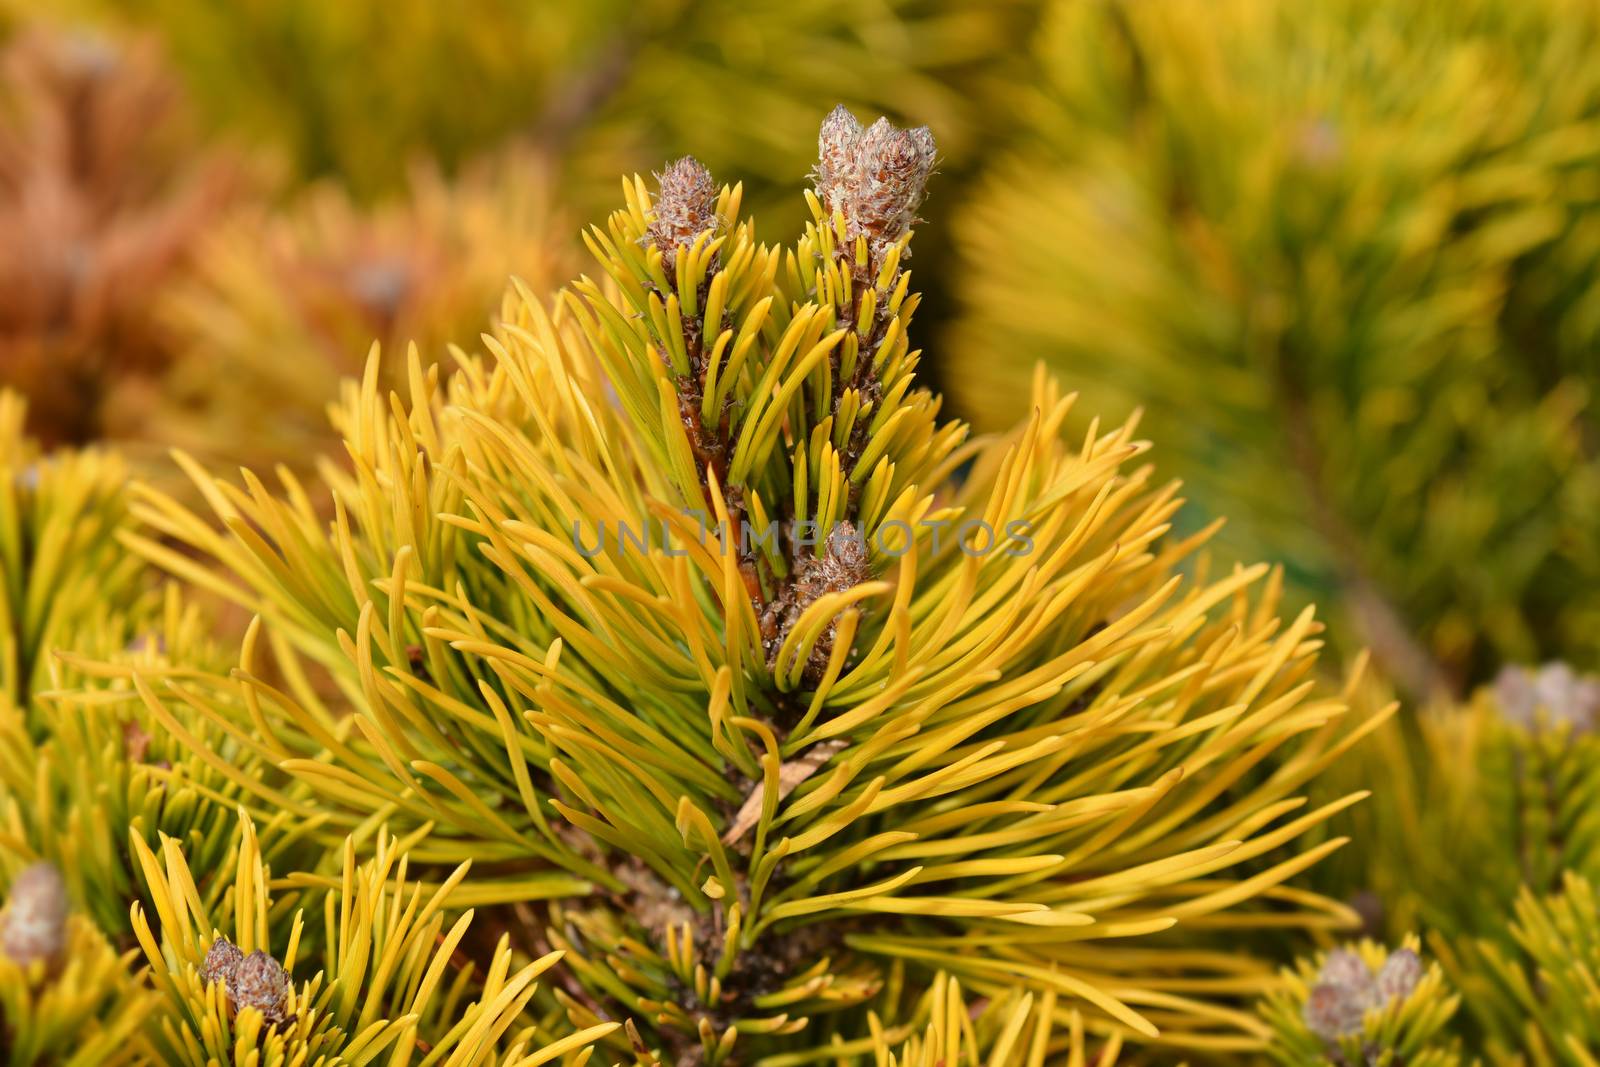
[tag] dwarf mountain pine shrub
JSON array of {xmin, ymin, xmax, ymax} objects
[{"xmin": 121, "ymin": 107, "xmax": 1379, "ymax": 1061}]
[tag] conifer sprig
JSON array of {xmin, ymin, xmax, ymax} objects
[
  {"xmin": 1258, "ymin": 939, "xmax": 1461, "ymax": 1066},
  {"xmin": 130, "ymin": 811, "xmax": 615, "ymax": 1067},
  {"xmin": 0, "ymin": 863, "xmax": 154, "ymax": 1067},
  {"xmin": 0, "ymin": 391, "xmax": 250, "ymax": 937},
  {"xmin": 1299, "ymin": 663, "xmax": 1600, "ymax": 1061},
  {"xmin": 126, "ymin": 107, "xmax": 1371, "ymax": 1058},
  {"xmin": 1454, "ymin": 873, "xmax": 1600, "ymax": 1060}
]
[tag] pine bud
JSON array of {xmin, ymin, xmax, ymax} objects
[
  {"xmin": 2, "ymin": 862, "xmax": 68, "ymax": 968},
  {"xmin": 1375, "ymin": 947, "xmax": 1422, "ymax": 1004},
  {"xmin": 1304, "ymin": 983, "xmax": 1367, "ymax": 1040},
  {"xmin": 815, "ymin": 104, "xmax": 864, "ymax": 219},
  {"xmin": 1303, "ymin": 948, "xmax": 1377, "ymax": 1039},
  {"xmin": 346, "ymin": 259, "xmax": 413, "ymax": 319},
  {"xmin": 230, "ymin": 949, "xmax": 291, "ymax": 1024},
  {"xmin": 817, "ymin": 521, "xmax": 869, "ymax": 587},
  {"xmin": 813, "ymin": 105, "xmax": 936, "ymax": 257},
  {"xmin": 1318, "ymin": 947, "xmax": 1375, "ymax": 991},
  {"xmin": 647, "ymin": 157, "xmax": 718, "ymax": 271},
  {"xmin": 766, "ymin": 521, "xmax": 872, "ymax": 682},
  {"xmin": 1494, "ymin": 661, "xmax": 1600, "ymax": 733},
  {"xmin": 202, "ymin": 935, "xmax": 243, "ymax": 987},
  {"xmin": 854, "ymin": 117, "xmax": 935, "ymax": 248}
]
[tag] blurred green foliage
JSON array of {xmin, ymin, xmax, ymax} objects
[
  {"xmin": 5, "ymin": 0, "xmax": 1035, "ymax": 467},
  {"xmin": 945, "ymin": 0, "xmax": 1600, "ymax": 699},
  {"xmin": 1294, "ymin": 663, "xmax": 1600, "ymax": 1060},
  {"xmin": 73, "ymin": 0, "xmax": 1033, "ymax": 232}
]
